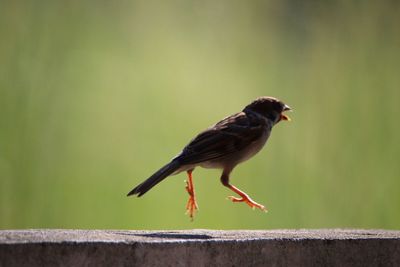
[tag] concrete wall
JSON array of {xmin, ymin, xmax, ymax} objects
[{"xmin": 1, "ymin": 229, "xmax": 399, "ymax": 267}]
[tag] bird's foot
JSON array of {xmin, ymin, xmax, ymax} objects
[
  {"xmin": 185, "ymin": 179, "xmax": 198, "ymax": 220},
  {"xmin": 227, "ymin": 194, "xmax": 267, "ymax": 212},
  {"xmin": 185, "ymin": 195, "xmax": 198, "ymax": 220}
]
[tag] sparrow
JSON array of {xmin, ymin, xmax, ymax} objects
[{"xmin": 127, "ymin": 96, "xmax": 291, "ymax": 219}]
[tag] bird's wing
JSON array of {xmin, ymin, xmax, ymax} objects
[{"xmin": 176, "ymin": 112, "xmax": 267, "ymax": 165}]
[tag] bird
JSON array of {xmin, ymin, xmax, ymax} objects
[{"xmin": 127, "ymin": 96, "xmax": 291, "ymax": 219}]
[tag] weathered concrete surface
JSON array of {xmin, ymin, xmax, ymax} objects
[{"xmin": 1, "ymin": 229, "xmax": 399, "ymax": 267}]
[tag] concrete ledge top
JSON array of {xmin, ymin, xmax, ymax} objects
[
  {"xmin": 1, "ymin": 229, "xmax": 400, "ymax": 267},
  {"xmin": 1, "ymin": 229, "xmax": 399, "ymax": 244}
]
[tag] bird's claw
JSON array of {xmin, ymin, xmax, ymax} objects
[
  {"xmin": 185, "ymin": 196, "xmax": 199, "ymax": 220},
  {"xmin": 227, "ymin": 195, "xmax": 267, "ymax": 212},
  {"xmin": 185, "ymin": 179, "xmax": 198, "ymax": 220}
]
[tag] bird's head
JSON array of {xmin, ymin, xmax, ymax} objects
[{"xmin": 243, "ymin": 96, "xmax": 292, "ymax": 124}]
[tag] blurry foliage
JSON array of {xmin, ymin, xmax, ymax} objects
[{"xmin": 1, "ymin": 0, "xmax": 399, "ymax": 229}]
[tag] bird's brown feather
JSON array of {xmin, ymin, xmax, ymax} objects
[{"xmin": 177, "ymin": 112, "xmax": 268, "ymax": 165}]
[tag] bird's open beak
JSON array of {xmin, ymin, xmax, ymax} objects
[{"xmin": 280, "ymin": 104, "xmax": 292, "ymax": 121}]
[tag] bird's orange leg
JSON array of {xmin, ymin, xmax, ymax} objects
[
  {"xmin": 221, "ymin": 172, "xmax": 267, "ymax": 212},
  {"xmin": 227, "ymin": 184, "xmax": 267, "ymax": 212},
  {"xmin": 185, "ymin": 169, "xmax": 198, "ymax": 220}
]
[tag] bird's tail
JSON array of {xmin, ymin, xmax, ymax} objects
[{"xmin": 127, "ymin": 160, "xmax": 181, "ymax": 197}]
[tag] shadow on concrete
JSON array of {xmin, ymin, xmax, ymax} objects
[{"xmin": 114, "ymin": 231, "xmax": 213, "ymax": 240}]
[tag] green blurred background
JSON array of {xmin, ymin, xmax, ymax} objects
[{"xmin": 1, "ymin": 1, "xmax": 399, "ymax": 230}]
